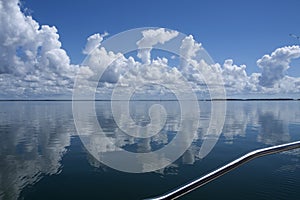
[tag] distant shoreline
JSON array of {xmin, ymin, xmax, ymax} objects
[{"xmin": 0, "ymin": 98, "xmax": 299, "ymax": 101}]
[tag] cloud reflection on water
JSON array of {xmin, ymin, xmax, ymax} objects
[
  {"xmin": 0, "ymin": 101, "xmax": 300, "ymax": 198},
  {"xmin": 0, "ymin": 102, "xmax": 74, "ymax": 200}
]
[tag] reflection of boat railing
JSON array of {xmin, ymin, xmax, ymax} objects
[{"xmin": 146, "ymin": 141, "xmax": 300, "ymax": 200}]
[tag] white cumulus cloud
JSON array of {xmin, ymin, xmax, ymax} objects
[
  {"xmin": 136, "ymin": 28, "xmax": 178, "ymax": 64},
  {"xmin": 180, "ymin": 35, "xmax": 201, "ymax": 60},
  {"xmin": 1, "ymin": 0, "xmax": 300, "ymax": 99},
  {"xmin": 83, "ymin": 32, "xmax": 108, "ymax": 55},
  {"xmin": 0, "ymin": 0, "xmax": 78, "ymax": 98},
  {"xmin": 257, "ymin": 45, "xmax": 300, "ymax": 87}
]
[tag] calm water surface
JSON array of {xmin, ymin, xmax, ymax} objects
[{"xmin": 0, "ymin": 101, "xmax": 300, "ymax": 200}]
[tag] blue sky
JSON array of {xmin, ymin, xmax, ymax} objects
[
  {"xmin": 1, "ymin": 0, "xmax": 300, "ymax": 99},
  {"xmin": 24, "ymin": 0, "xmax": 300, "ymax": 75}
]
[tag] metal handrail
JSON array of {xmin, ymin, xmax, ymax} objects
[{"xmin": 146, "ymin": 141, "xmax": 300, "ymax": 200}]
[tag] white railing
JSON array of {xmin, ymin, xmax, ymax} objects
[{"xmin": 146, "ymin": 141, "xmax": 300, "ymax": 200}]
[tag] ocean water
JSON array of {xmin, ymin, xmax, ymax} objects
[{"xmin": 0, "ymin": 101, "xmax": 300, "ymax": 200}]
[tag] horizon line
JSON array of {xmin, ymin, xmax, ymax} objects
[{"xmin": 0, "ymin": 98, "xmax": 299, "ymax": 101}]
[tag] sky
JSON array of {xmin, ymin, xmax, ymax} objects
[{"xmin": 1, "ymin": 0, "xmax": 300, "ymax": 99}]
